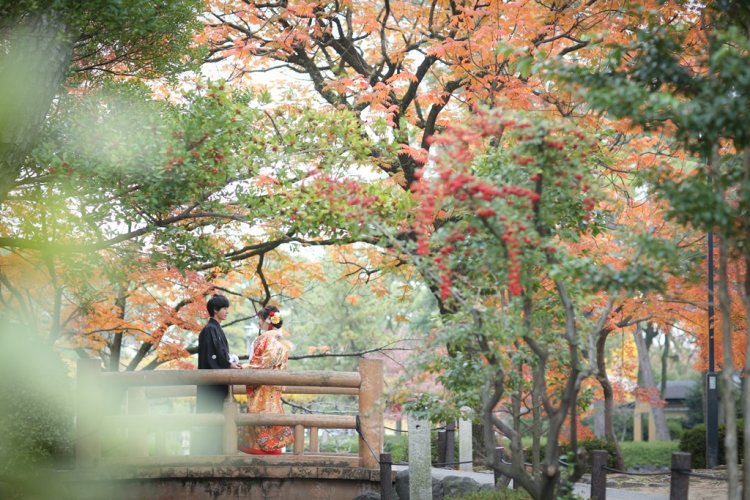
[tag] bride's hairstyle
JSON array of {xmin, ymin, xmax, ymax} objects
[{"xmin": 259, "ymin": 305, "xmax": 283, "ymax": 329}]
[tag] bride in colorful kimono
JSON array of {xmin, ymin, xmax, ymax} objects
[{"xmin": 239, "ymin": 304, "xmax": 295, "ymax": 454}]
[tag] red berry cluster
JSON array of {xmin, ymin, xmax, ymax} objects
[{"xmin": 412, "ymin": 112, "xmax": 598, "ymax": 302}]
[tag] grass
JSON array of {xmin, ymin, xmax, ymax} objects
[
  {"xmin": 620, "ymin": 441, "xmax": 679, "ymax": 468},
  {"xmin": 517, "ymin": 437, "xmax": 680, "ymax": 469},
  {"xmin": 446, "ymin": 490, "xmax": 532, "ymax": 500},
  {"xmin": 334, "ymin": 432, "xmax": 677, "ymax": 470}
]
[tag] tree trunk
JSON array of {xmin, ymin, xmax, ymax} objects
[
  {"xmin": 0, "ymin": 12, "xmax": 73, "ymax": 203},
  {"xmin": 46, "ymin": 255, "xmax": 63, "ymax": 342},
  {"xmin": 744, "ymin": 250, "xmax": 750, "ymax": 500},
  {"xmin": 660, "ymin": 334, "xmax": 669, "ymax": 398},
  {"xmin": 532, "ymin": 364, "xmax": 542, "ymax": 471},
  {"xmin": 742, "ymin": 148, "xmax": 750, "ymax": 500},
  {"xmin": 109, "ymin": 284, "xmax": 127, "ymax": 371},
  {"xmin": 717, "ymin": 236, "xmax": 740, "ymax": 498},
  {"xmin": 632, "ymin": 323, "xmax": 671, "ymax": 440},
  {"xmin": 595, "ymin": 327, "xmax": 625, "ymax": 468}
]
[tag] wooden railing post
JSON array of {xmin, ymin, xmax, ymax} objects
[
  {"xmin": 445, "ymin": 421, "xmax": 455, "ymax": 467},
  {"xmin": 310, "ymin": 426, "xmax": 319, "ymax": 453},
  {"xmin": 154, "ymin": 429, "xmax": 166, "ymax": 456},
  {"xmin": 87, "ymin": 368, "xmax": 366, "ymax": 461},
  {"xmin": 380, "ymin": 452, "xmax": 393, "ymax": 500},
  {"xmin": 669, "ymin": 452, "xmax": 690, "ymax": 500},
  {"xmin": 127, "ymin": 387, "xmax": 148, "ymax": 457},
  {"xmin": 437, "ymin": 427, "xmax": 447, "ymax": 465},
  {"xmin": 590, "ymin": 449, "xmax": 608, "ymax": 500},
  {"xmin": 76, "ymin": 359, "xmax": 102, "ymax": 467},
  {"xmin": 358, "ymin": 358, "xmax": 384, "ymax": 469},
  {"xmin": 293, "ymin": 424, "xmax": 305, "ymax": 455},
  {"xmin": 223, "ymin": 389, "xmax": 238, "ymax": 455}
]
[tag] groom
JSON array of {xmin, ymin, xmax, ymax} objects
[{"xmin": 193, "ymin": 293, "xmax": 242, "ymax": 455}]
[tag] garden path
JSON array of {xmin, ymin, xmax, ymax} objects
[{"xmin": 394, "ymin": 465, "xmax": 728, "ymax": 499}]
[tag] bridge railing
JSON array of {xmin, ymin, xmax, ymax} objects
[{"xmin": 76, "ymin": 358, "xmax": 384, "ymax": 469}]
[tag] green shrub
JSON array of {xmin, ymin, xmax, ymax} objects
[
  {"xmin": 0, "ymin": 335, "xmax": 74, "ymax": 475},
  {"xmin": 381, "ymin": 429, "xmax": 463, "ymax": 466},
  {"xmin": 382, "ymin": 427, "xmax": 464, "ymax": 466},
  {"xmin": 679, "ymin": 419, "xmax": 744, "ymax": 468},
  {"xmin": 317, "ymin": 432, "xmax": 359, "ymax": 453},
  {"xmin": 0, "ymin": 332, "xmax": 75, "ymax": 500},
  {"xmin": 682, "ymin": 381, "xmax": 705, "ymax": 429},
  {"xmin": 667, "ymin": 418, "xmax": 685, "ymax": 441},
  {"xmin": 446, "ymin": 489, "xmax": 532, "ymax": 500},
  {"xmin": 559, "ymin": 437, "xmax": 619, "ymax": 471},
  {"xmin": 0, "ymin": 390, "xmax": 74, "ymax": 470},
  {"xmin": 384, "ymin": 433, "xmax": 409, "ymax": 464},
  {"xmin": 679, "ymin": 424, "xmax": 707, "ymax": 468}
]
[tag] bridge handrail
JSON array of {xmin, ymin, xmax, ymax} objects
[
  {"xmin": 99, "ymin": 368, "xmax": 362, "ymax": 387},
  {"xmin": 102, "ymin": 413, "xmax": 357, "ymax": 429},
  {"xmin": 75, "ymin": 358, "xmax": 383, "ymax": 470},
  {"xmin": 143, "ymin": 385, "xmax": 359, "ymax": 397}
]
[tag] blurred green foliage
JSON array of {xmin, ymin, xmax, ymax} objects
[{"xmin": 0, "ymin": 326, "xmax": 74, "ymax": 499}]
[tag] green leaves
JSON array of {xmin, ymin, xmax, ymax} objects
[
  {"xmin": 7, "ymin": 71, "xmax": 422, "ymax": 275},
  {"xmin": 552, "ymin": 1, "xmax": 750, "ymax": 298},
  {"xmin": 559, "ymin": 11, "xmax": 750, "ymax": 154},
  {"xmin": 71, "ymin": 0, "xmax": 205, "ymax": 79}
]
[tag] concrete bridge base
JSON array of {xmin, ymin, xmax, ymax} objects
[{"xmin": 58, "ymin": 454, "xmax": 389, "ymax": 500}]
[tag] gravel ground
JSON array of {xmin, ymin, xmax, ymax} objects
[{"xmin": 394, "ymin": 465, "xmax": 730, "ymax": 499}]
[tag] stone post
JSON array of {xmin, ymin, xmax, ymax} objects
[
  {"xmin": 458, "ymin": 407, "xmax": 473, "ymax": 472},
  {"xmin": 408, "ymin": 413, "xmax": 432, "ymax": 500},
  {"xmin": 593, "ymin": 400, "xmax": 605, "ymax": 438}
]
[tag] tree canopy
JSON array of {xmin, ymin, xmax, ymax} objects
[{"xmin": 1, "ymin": 1, "xmax": 748, "ymax": 498}]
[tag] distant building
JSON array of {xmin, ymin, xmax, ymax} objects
[
  {"xmin": 633, "ymin": 379, "xmax": 696, "ymax": 442},
  {"xmin": 662, "ymin": 380, "xmax": 696, "ymax": 416}
]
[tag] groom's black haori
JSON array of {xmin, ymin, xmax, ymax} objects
[{"xmin": 193, "ymin": 294, "xmax": 232, "ymax": 455}]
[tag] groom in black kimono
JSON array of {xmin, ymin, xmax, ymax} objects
[{"xmin": 193, "ymin": 294, "xmax": 242, "ymax": 455}]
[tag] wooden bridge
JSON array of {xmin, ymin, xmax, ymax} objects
[{"xmin": 67, "ymin": 358, "xmax": 389, "ymax": 499}]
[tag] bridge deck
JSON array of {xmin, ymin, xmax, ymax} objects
[
  {"xmin": 88, "ymin": 453, "xmax": 371, "ymax": 479},
  {"xmin": 62, "ymin": 454, "xmax": 390, "ymax": 500}
]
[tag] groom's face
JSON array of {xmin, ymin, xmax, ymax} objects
[{"xmin": 215, "ymin": 307, "xmax": 229, "ymax": 322}]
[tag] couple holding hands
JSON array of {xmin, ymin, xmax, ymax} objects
[{"xmin": 195, "ymin": 294, "xmax": 294, "ymax": 455}]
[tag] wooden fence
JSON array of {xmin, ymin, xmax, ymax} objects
[
  {"xmin": 76, "ymin": 358, "xmax": 384, "ymax": 470},
  {"xmin": 590, "ymin": 450, "xmax": 726, "ymax": 500}
]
